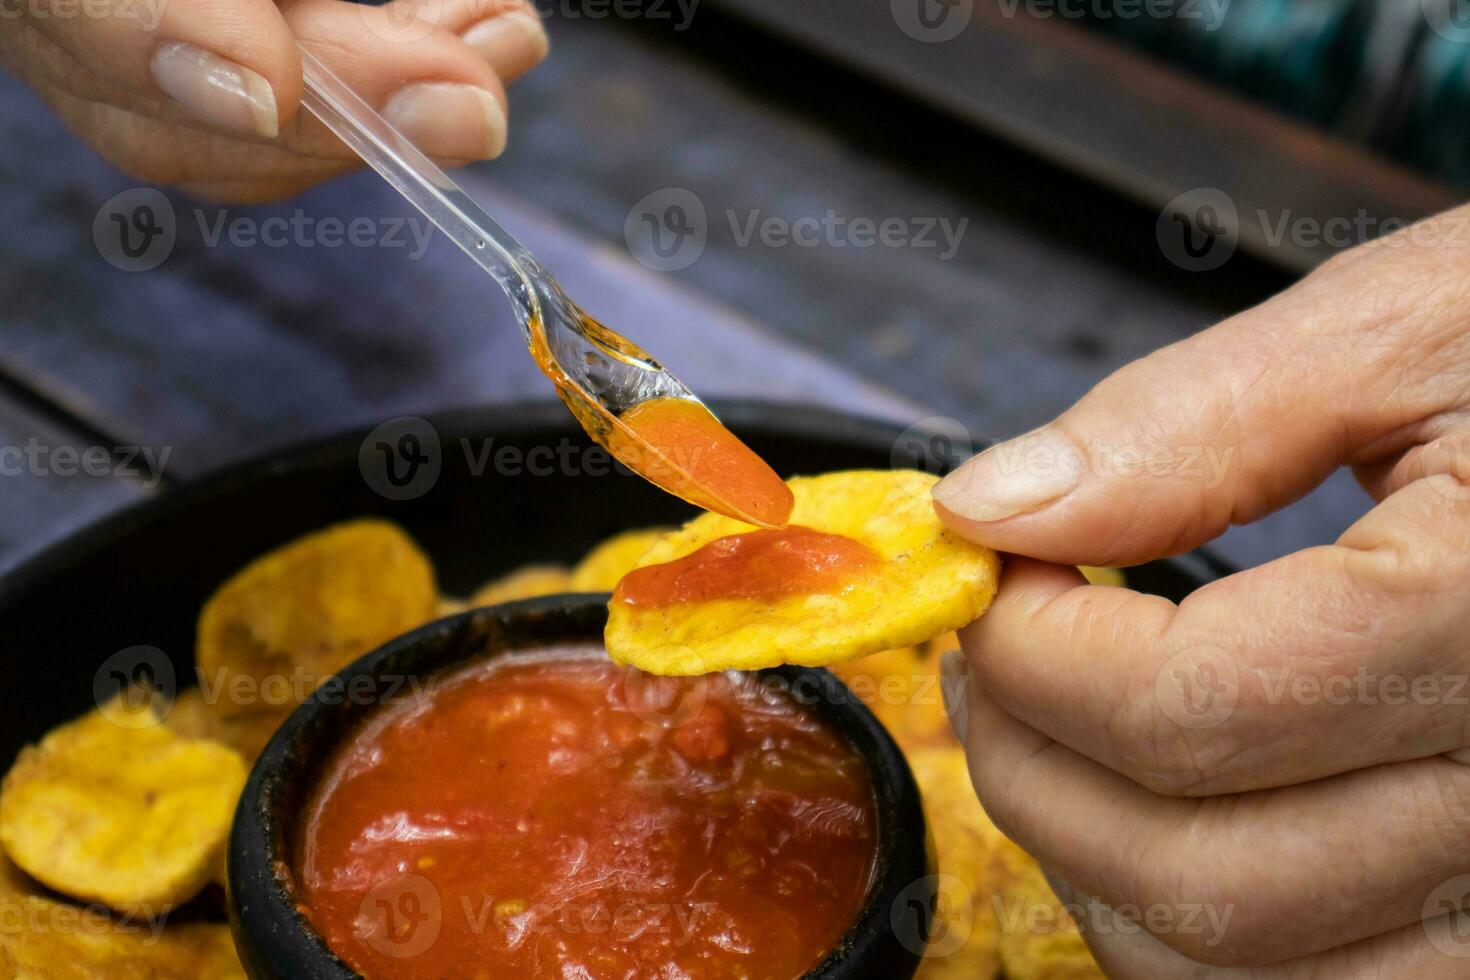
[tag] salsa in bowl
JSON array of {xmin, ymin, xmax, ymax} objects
[{"xmin": 228, "ymin": 596, "xmax": 930, "ymax": 979}]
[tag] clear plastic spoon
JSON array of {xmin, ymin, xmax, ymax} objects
[{"xmin": 296, "ymin": 45, "xmax": 792, "ymax": 528}]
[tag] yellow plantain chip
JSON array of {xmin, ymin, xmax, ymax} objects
[
  {"xmin": 829, "ymin": 647, "xmax": 954, "ymax": 750},
  {"xmin": 470, "ymin": 564, "xmax": 573, "ymax": 607},
  {"xmin": 905, "ymin": 747, "xmax": 1004, "ymax": 978},
  {"xmin": 0, "ymin": 852, "xmax": 243, "ymax": 980},
  {"xmin": 569, "ymin": 528, "xmax": 672, "ymax": 592},
  {"xmin": 606, "ymin": 471, "xmax": 1000, "ymax": 675},
  {"xmin": 994, "ymin": 854, "xmax": 1105, "ymax": 980},
  {"xmin": 0, "ymin": 699, "xmax": 247, "ymax": 914},
  {"xmin": 196, "ymin": 520, "xmax": 437, "ymax": 722},
  {"xmin": 158, "ymin": 689, "xmax": 218, "ymax": 743},
  {"xmin": 1079, "ymin": 566, "xmax": 1126, "ymax": 588}
]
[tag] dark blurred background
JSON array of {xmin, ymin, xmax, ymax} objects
[{"xmin": 3, "ymin": 0, "xmax": 1465, "ymax": 574}]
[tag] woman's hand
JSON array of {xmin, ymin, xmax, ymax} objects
[
  {"xmin": 0, "ymin": 0, "xmax": 548, "ymax": 201},
  {"xmin": 932, "ymin": 204, "xmax": 1470, "ymax": 976}
]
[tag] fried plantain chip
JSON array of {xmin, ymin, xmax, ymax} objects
[
  {"xmin": 0, "ymin": 852, "xmax": 243, "ymax": 980},
  {"xmin": 158, "ymin": 689, "xmax": 217, "ymax": 743},
  {"xmin": 569, "ymin": 527, "xmax": 672, "ymax": 592},
  {"xmin": 0, "ymin": 699, "xmax": 247, "ymax": 914},
  {"xmin": 1079, "ymin": 566, "xmax": 1126, "ymax": 588},
  {"xmin": 994, "ymin": 853, "xmax": 1105, "ymax": 980},
  {"xmin": 606, "ymin": 471, "xmax": 1000, "ymax": 675},
  {"xmin": 470, "ymin": 564, "xmax": 573, "ymax": 606},
  {"xmin": 196, "ymin": 520, "xmax": 437, "ymax": 723},
  {"xmin": 905, "ymin": 747, "xmax": 1004, "ymax": 978},
  {"xmin": 829, "ymin": 647, "xmax": 955, "ymax": 750}
]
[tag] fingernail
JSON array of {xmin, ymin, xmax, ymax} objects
[
  {"xmin": 933, "ymin": 427, "xmax": 1083, "ymax": 523},
  {"xmin": 383, "ymin": 83, "xmax": 507, "ymax": 159},
  {"xmin": 939, "ymin": 650, "xmax": 969, "ymax": 744},
  {"xmin": 461, "ymin": 12, "xmax": 549, "ymax": 79},
  {"xmin": 151, "ymin": 41, "xmax": 278, "ymax": 138}
]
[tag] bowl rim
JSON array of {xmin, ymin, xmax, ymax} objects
[{"xmin": 228, "ymin": 593, "xmax": 931, "ymax": 980}]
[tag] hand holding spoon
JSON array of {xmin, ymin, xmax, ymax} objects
[{"xmin": 296, "ymin": 45, "xmax": 793, "ymax": 528}]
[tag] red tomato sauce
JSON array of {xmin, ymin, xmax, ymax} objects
[
  {"xmin": 297, "ymin": 649, "xmax": 877, "ymax": 979},
  {"xmin": 615, "ymin": 398, "xmax": 795, "ymax": 529},
  {"xmin": 614, "ymin": 526, "xmax": 881, "ymax": 609}
]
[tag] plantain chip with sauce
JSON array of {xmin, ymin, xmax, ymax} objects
[
  {"xmin": 0, "ymin": 697, "xmax": 247, "ymax": 913},
  {"xmin": 570, "ymin": 527, "xmax": 672, "ymax": 592},
  {"xmin": 196, "ymin": 519, "xmax": 437, "ymax": 723},
  {"xmin": 606, "ymin": 470, "xmax": 1000, "ymax": 675}
]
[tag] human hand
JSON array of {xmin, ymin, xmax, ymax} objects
[
  {"xmin": 931, "ymin": 204, "xmax": 1470, "ymax": 976},
  {"xmin": 0, "ymin": 0, "xmax": 547, "ymax": 201}
]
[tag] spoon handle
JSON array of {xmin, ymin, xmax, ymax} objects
[{"xmin": 296, "ymin": 44, "xmax": 543, "ymax": 340}]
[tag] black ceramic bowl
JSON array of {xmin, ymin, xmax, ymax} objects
[{"xmin": 229, "ymin": 595, "xmax": 932, "ymax": 980}]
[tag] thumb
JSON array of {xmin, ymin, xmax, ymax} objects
[{"xmin": 931, "ymin": 225, "xmax": 1470, "ymax": 566}]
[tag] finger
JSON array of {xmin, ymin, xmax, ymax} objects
[
  {"xmin": 391, "ymin": 0, "xmax": 549, "ymax": 80},
  {"xmin": 1042, "ymin": 873, "xmax": 1470, "ymax": 979},
  {"xmin": 280, "ymin": 0, "xmax": 510, "ymax": 163},
  {"xmin": 10, "ymin": 0, "xmax": 296, "ymax": 137},
  {"xmin": 952, "ymin": 676, "xmax": 1470, "ymax": 966},
  {"xmin": 930, "ymin": 207, "xmax": 1470, "ymax": 566},
  {"xmin": 963, "ymin": 473, "xmax": 1470, "ymax": 796}
]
